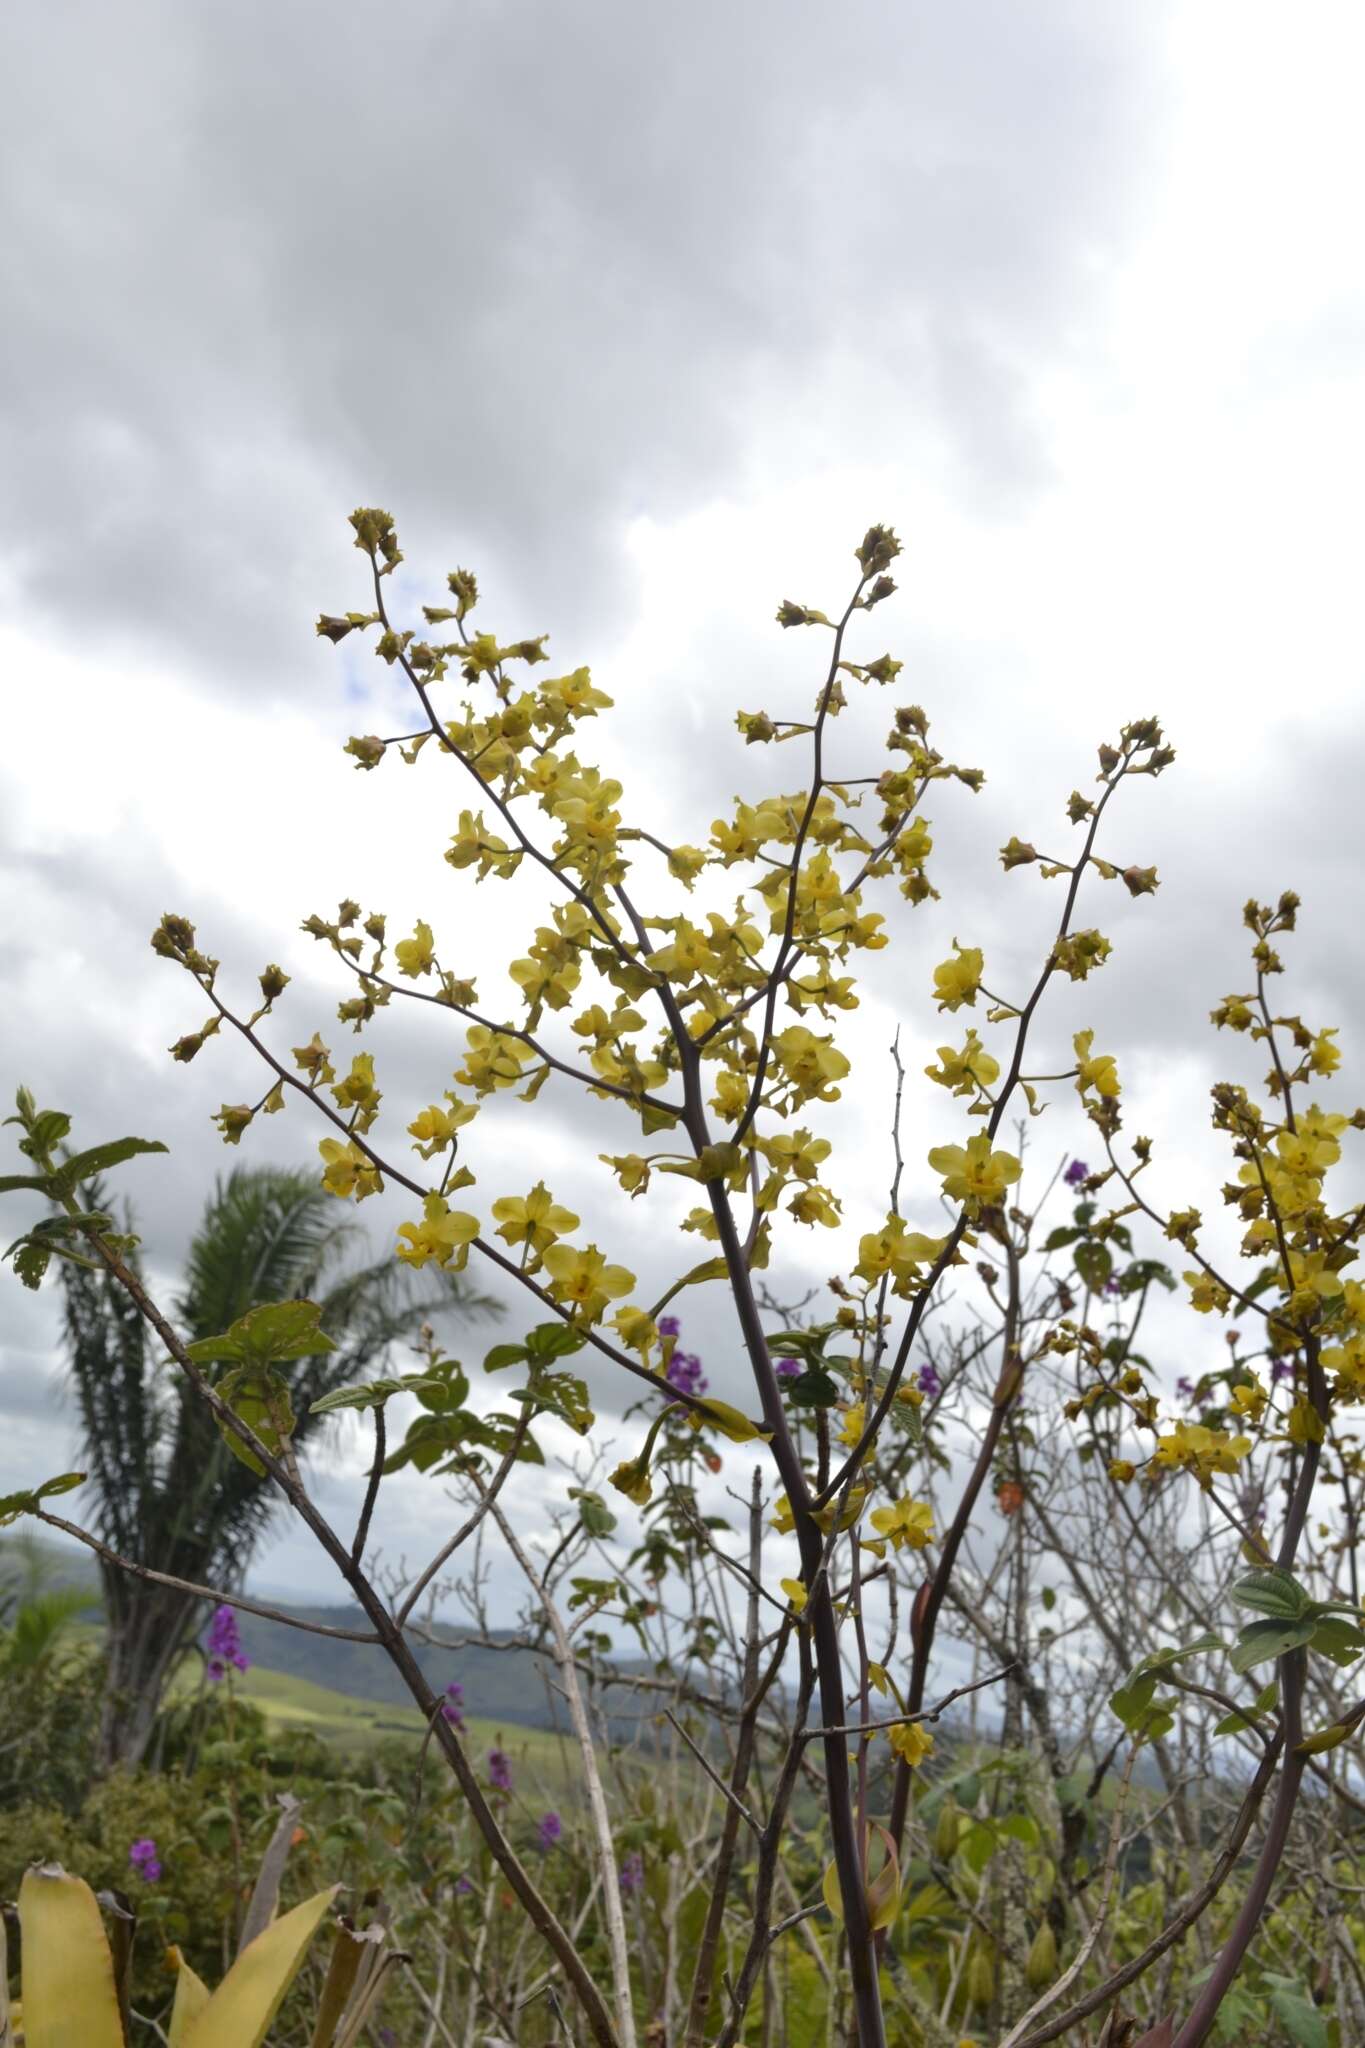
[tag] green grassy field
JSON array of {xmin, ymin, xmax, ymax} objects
[{"xmin": 186, "ymin": 1660, "xmax": 585, "ymax": 1791}]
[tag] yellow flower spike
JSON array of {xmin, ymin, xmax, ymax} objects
[
  {"xmin": 394, "ymin": 920, "xmax": 436, "ymax": 977},
  {"xmin": 611, "ymin": 1305, "xmax": 658, "ymax": 1358},
  {"xmin": 490, "ymin": 1182, "xmax": 580, "ymax": 1253},
  {"xmin": 1308, "ymin": 1028, "xmax": 1342, "ymax": 1077},
  {"xmin": 888, "ymin": 1719, "xmax": 935, "ymax": 1769},
  {"xmin": 780, "ymin": 1577, "xmax": 808, "ymax": 1615},
  {"xmin": 931, "ymin": 941, "xmax": 984, "ymax": 1012},
  {"xmin": 771, "ymin": 1025, "xmax": 851, "ymax": 1103},
  {"xmin": 837, "ymin": 1402, "xmax": 866, "ymax": 1449},
  {"xmin": 407, "ymin": 1095, "xmax": 478, "ymax": 1158},
  {"xmin": 395, "ymin": 1194, "xmax": 480, "ymax": 1271},
  {"xmin": 318, "ymin": 1138, "xmax": 383, "ymax": 1202},
  {"xmin": 1150, "ymin": 1421, "xmax": 1252, "ymax": 1483},
  {"xmin": 927, "ymin": 1133, "xmax": 1022, "ymax": 1215},
  {"xmin": 1073, "ymin": 1027, "xmax": 1121, "ymax": 1100},
  {"xmin": 869, "ymin": 1497, "xmax": 935, "ymax": 1552},
  {"xmin": 541, "ymin": 1242, "xmax": 636, "ymax": 1323},
  {"xmin": 1229, "ymin": 1379, "xmax": 1267, "ymax": 1425},
  {"xmin": 1184, "ymin": 1270, "xmax": 1231, "ymax": 1315},
  {"xmin": 924, "ymin": 1029, "xmax": 1000, "ymax": 1097}
]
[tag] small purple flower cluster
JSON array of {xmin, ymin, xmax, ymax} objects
[
  {"xmin": 488, "ymin": 1747, "xmax": 513, "ymax": 1792},
  {"xmin": 774, "ymin": 1357, "xmax": 801, "ymax": 1379},
  {"xmin": 659, "ymin": 1315, "xmax": 709, "ymax": 1398},
  {"xmin": 129, "ymin": 1837, "xmax": 162, "ymax": 1883},
  {"xmin": 442, "ymin": 1681, "xmax": 467, "ymax": 1730},
  {"xmin": 619, "ymin": 1849, "xmax": 644, "ymax": 1894},
  {"xmin": 537, "ymin": 1811, "xmax": 562, "ymax": 1852},
  {"xmin": 1064, "ymin": 1159, "xmax": 1090, "ymax": 1188},
  {"xmin": 205, "ymin": 1604, "xmax": 249, "ymax": 1683},
  {"xmin": 916, "ymin": 1363, "xmax": 941, "ymax": 1399}
]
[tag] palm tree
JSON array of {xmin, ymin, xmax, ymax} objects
[{"xmin": 58, "ymin": 1165, "xmax": 493, "ymax": 1767}]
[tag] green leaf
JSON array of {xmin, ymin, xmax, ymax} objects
[
  {"xmin": 215, "ymin": 1367, "xmax": 296, "ymax": 1475},
  {"xmin": 27, "ymin": 1110, "xmax": 73, "ymax": 1153},
  {"xmin": 1308, "ymin": 1616, "xmax": 1365, "ymax": 1668},
  {"xmin": 186, "ymin": 1300, "xmax": 337, "ymax": 1368},
  {"xmin": 0, "ymin": 1173, "xmax": 55, "ymax": 1196},
  {"xmin": 1230, "ymin": 1567, "xmax": 1310, "ymax": 1621},
  {"xmin": 0, "ymin": 1471, "xmax": 86, "ymax": 1527},
  {"xmin": 308, "ymin": 1374, "xmax": 447, "ymax": 1415},
  {"xmin": 787, "ymin": 1369, "xmax": 839, "ymax": 1408},
  {"xmin": 52, "ymin": 1135, "xmax": 167, "ymax": 1191},
  {"xmin": 526, "ymin": 1321, "xmax": 587, "ymax": 1363},
  {"xmin": 1130, "ymin": 1632, "xmax": 1224, "ymax": 1677},
  {"xmin": 483, "ymin": 1341, "xmax": 529, "ymax": 1373},
  {"xmin": 959, "ymin": 1821, "xmax": 996, "ymax": 1875},
  {"xmin": 1074, "ymin": 1240, "xmax": 1113, "ymax": 1293},
  {"xmin": 1228, "ymin": 1617, "xmax": 1318, "ymax": 1675},
  {"xmin": 1043, "ymin": 1227, "xmax": 1080, "ymax": 1251},
  {"xmin": 1267, "ymin": 1987, "xmax": 1331, "ymax": 2048},
  {"xmin": 11, "ymin": 1240, "xmax": 52, "ymax": 1289},
  {"xmin": 571, "ymin": 1489, "xmax": 617, "ymax": 1539},
  {"xmin": 1118, "ymin": 1258, "xmax": 1177, "ymax": 1295}
]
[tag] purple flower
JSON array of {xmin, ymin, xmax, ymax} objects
[
  {"xmin": 205, "ymin": 1604, "xmax": 249, "ymax": 1683},
  {"xmin": 774, "ymin": 1358, "xmax": 801, "ymax": 1379},
  {"xmin": 619, "ymin": 1850, "xmax": 644, "ymax": 1894},
  {"xmin": 488, "ymin": 1748, "xmax": 513, "ymax": 1792},
  {"xmin": 1103, "ymin": 1275, "xmax": 1122, "ymax": 1297},
  {"xmin": 916, "ymin": 1363, "xmax": 941, "ymax": 1398},
  {"xmin": 1176, "ymin": 1376, "xmax": 1195, "ymax": 1402},
  {"xmin": 537, "ymin": 1811, "xmax": 563, "ymax": 1852},
  {"xmin": 1064, "ymin": 1159, "xmax": 1090, "ymax": 1188},
  {"xmin": 442, "ymin": 1682, "xmax": 467, "ymax": 1730},
  {"xmin": 129, "ymin": 1838, "xmax": 162, "ymax": 1884},
  {"xmin": 1270, "ymin": 1359, "xmax": 1292, "ymax": 1385},
  {"xmin": 657, "ymin": 1314, "xmax": 681, "ymax": 1338},
  {"xmin": 454, "ymin": 1875, "xmax": 473, "ymax": 1896},
  {"xmin": 666, "ymin": 1348, "xmax": 709, "ymax": 1398}
]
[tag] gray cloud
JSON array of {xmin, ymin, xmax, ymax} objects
[
  {"xmin": 3, "ymin": 0, "xmax": 1167, "ymax": 684},
  {"xmin": 8, "ymin": 0, "xmax": 1365, "ymax": 1605}
]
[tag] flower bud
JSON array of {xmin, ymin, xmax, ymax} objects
[
  {"xmin": 1025, "ymin": 1922, "xmax": 1057, "ymax": 1988},
  {"xmin": 934, "ymin": 1796, "xmax": 959, "ymax": 1862},
  {"xmin": 966, "ymin": 1948, "xmax": 996, "ymax": 2011}
]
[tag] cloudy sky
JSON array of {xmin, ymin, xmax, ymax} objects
[{"xmin": 3, "ymin": 0, "xmax": 1363, "ymax": 1611}]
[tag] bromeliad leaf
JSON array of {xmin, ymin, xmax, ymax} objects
[{"xmin": 186, "ymin": 1299, "xmax": 338, "ymax": 1368}]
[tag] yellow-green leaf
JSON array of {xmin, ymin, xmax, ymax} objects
[
  {"xmin": 183, "ymin": 1887, "xmax": 340, "ymax": 2048},
  {"xmin": 17, "ymin": 1865, "xmax": 124, "ymax": 2048},
  {"xmin": 167, "ymin": 1950, "xmax": 211, "ymax": 2046},
  {"xmin": 692, "ymin": 1398, "xmax": 771, "ymax": 1444}
]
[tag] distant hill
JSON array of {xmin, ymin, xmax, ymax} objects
[
  {"xmin": 0, "ymin": 1534, "xmax": 660, "ymax": 1736},
  {"xmin": 232, "ymin": 1603, "xmax": 654, "ymax": 1734}
]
